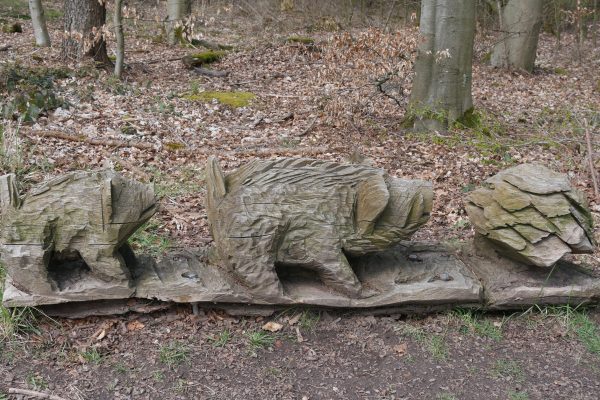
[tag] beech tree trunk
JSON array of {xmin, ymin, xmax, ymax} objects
[
  {"xmin": 409, "ymin": 0, "xmax": 476, "ymax": 130},
  {"xmin": 114, "ymin": 0, "xmax": 124, "ymax": 78},
  {"xmin": 167, "ymin": 0, "xmax": 192, "ymax": 45},
  {"xmin": 491, "ymin": 0, "xmax": 543, "ymax": 72},
  {"xmin": 28, "ymin": 0, "xmax": 51, "ymax": 47},
  {"xmin": 63, "ymin": 0, "xmax": 110, "ymax": 64}
]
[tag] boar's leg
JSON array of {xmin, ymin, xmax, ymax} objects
[
  {"xmin": 79, "ymin": 246, "xmax": 131, "ymax": 283},
  {"xmin": 313, "ymin": 251, "xmax": 362, "ymax": 298},
  {"xmin": 222, "ymin": 235, "xmax": 284, "ymax": 298}
]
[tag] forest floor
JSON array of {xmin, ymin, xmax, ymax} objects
[{"xmin": 1, "ymin": 0, "xmax": 600, "ymax": 399}]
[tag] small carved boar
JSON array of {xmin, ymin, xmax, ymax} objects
[
  {"xmin": 206, "ymin": 157, "xmax": 433, "ymax": 298},
  {"xmin": 0, "ymin": 171, "xmax": 156, "ymax": 297}
]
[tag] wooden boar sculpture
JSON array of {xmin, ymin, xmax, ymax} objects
[
  {"xmin": 465, "ymin": 164, "xmax": 595, "ymax": 267},
  {"xmin": 0, "ymin": 171, "xmax": 156, "ymax": 299},
  {"xmin": 206, "ymin": 157, "xmax": 433, "ymax": 298}
]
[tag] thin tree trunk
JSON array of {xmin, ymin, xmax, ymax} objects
[
  {"xmin": 409, "ymin": 0, "xmax": 477, "ymax": 131},
  {"xmin": 167, "ymin": 0, "xmax": 191, "ymax": 46},
  {"xmin": 491, "ymin": 0, "xmax": 543, "ymax": 72},
  {"xmin": 114, "ymin": 0, "xmax": 124, "ymax": 78},
  {"xmin": 63, "ymin": 0, "xmax": 110, "ymax": 64},
  {"xmin": 28, "ymin": 0, "xmax": 51, "ymax": 47}
]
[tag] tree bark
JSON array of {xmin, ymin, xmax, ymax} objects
[
  {"xmin": 114, "ymin": 0, "xmax": 124, "ymax": 78},
  {"xmin": 409, "ymin": 0, "xmax": 476, "ymax": 130},
  {"xmin": 63, "ymin": 0, "xmax": 110, "ymax": 64},
  {"xmin": 167, "ymin": 0, "xmax": 191, "ymax": 46},
  {"xmin": 491, "ymin": 0, "xmax": 543, "ymax": 72},
  {"xmin": 28, "ymin": 0, "xmax": 51, "ymax": 47}
]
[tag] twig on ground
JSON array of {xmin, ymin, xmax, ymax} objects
[
  {"xmin": 584, "ymin": 118, "xmax": 599, "ymax": 201},
  {"xmin": 193, "ymin": 67, "xmax": 229, "ymax": 78},
  {"xmin": 298, "ymin": 117, "xmax": 317, "ymax": 137},
  {"xmin": 0, "ymin": 45, "xmax": 12, "ymax": 51},
  {"xmin": 8, "ymin": 388, "xmax": 68, "ymax": 400},
  {"xmin": 25, "ymin": 129, "xmax": 155, "ymax": 151}
]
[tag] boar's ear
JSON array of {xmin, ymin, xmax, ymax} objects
[
  {"xmin": 355, "ymin": 174, "xmax": 389, "ymax": 235},
  {"xmin": 0, "ymin": 173, "xmax": 20, "ymax": 210}
]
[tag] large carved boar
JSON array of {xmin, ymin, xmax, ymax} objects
[{"xmin": 206, "ymin": 157, "xmax": 433, "ymax": 298}]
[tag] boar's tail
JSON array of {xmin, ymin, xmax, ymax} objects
[
  {"xmin": 0, "ymin": 173, "xmax": 21, "ymax": 211},
  {"xmin": 206, "ymin": 156, "xmax": 227, "ymax": 209}
]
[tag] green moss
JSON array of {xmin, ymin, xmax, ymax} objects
[
  {"xmin": 554, "ymin": 67, "xmax": 568, "ymax": 75},
  {"xmin": 188, "ymin": 50, "xmax": 227, "ymax": 64},
  {"xmin": 455, "ymin": 108, "xmax": 480, "ymax": 129},
  {"xmin": 164, "ymin": 142, "xmax": 186, "ymax": 151},
  {"xmin": 184, "ymin": 91, "xmax": 255, "ymax": 108},
  {"xmin": 1, "ymin": 22, "xmax": 22, "ymax": 33},
  {"xmin": 285, "ymin": 36, "xmax": 315, "ymax": 45}
]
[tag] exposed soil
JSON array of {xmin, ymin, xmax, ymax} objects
[{"xmin": 1, "ymin": 1, "xmax": 600, "ymax": 399}]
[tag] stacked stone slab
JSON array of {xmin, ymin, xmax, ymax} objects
[{"xmin": 465, "ymin": 164, "xmax": 595, "ymax": 266}]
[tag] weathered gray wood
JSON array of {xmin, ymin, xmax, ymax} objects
[
  {"xmin": 205, "ymin": 157, "xmax": 433, "ymax": 299},
  {"xmin": 464, "ymin": 237, "xmax": 600, "ymax": 309},
  {"xmin": 0, "ymin": 170, "xmax": 156, "ymax": 300},
  {"xmin": 465, "ymin": 164, "xmax": 595, "ymax": 267},
  {"xmin": 133, "ymin": 243, "xmax": 483, "ymax": 308}
]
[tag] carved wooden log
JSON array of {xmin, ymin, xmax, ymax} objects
[
  {"xmin": 0, "ymin": 171, "xmax": 156, "ymax": 298},
  {"xmin": 206, "ymin": 157, "xmax": 433, "ymax": 298},
  {"xmin": 465, "ymin": 164, "xmax": 595, "ymax": 267}
]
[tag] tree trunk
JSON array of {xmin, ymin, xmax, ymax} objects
[
  {"xmin": 167, "ymin": 0, "xmax": 191, "ymax": 46},
  {"xmin": 491, "ymin": 0, "xmax": 543, "ymax": 72},
  {"xmin": 28, "ymin": 0, "xmax": 51, "ymax": 47},
  {"xmin": 409, "ymin": 0, "xmax": 476, "ymax": 131},
  {"xmin": 63, "ymin": 0, "xmax": 110, "ymax": 64},
  {"xmin": 114, "ymin": 0, "xmax": 124, "ymax": 78}
]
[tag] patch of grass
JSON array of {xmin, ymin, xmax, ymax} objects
[
  {"xmin": 453, "ymin": 309, "xmax": 503, "ymax": 341},
  {"xmin": 152, "ymin": 370, "xmax": 165, "ymax": 382},
  {"xmin": 508, "ymin": 391, "xmax": 530, "ymax": 400},
  {"xmin": 209, "ymin": 329, "xmax": 231, "ymax": 347},
  {"xmin": 0, "ymin": 262, "xmax": 41, "ymax": 340},
  {"xmin": 246, "ymin": 331, "xmax": 275, "ymax": 350},
  {"xmin": 113, "ymin": 361, "xmax": 128, "ymax": 374},
  {"xmin": 397, "ymin": 324, "xmax": 448, "ymax": 361},
  {"xmin": 26, "ymin": 373, "xmax": 47, "ymax": 390},
  {"xmin": 436, "ymin": 393, "xmax": 457, "ymax": 400},
  {"xmin": 0, "ymin": 391, "xmax": 7, "ymax": 400},
  {"xmin": 159, "ymin": 341, "xmax": 189, "ymax": 368},
  {"xmin": 492, "ymin": 359, "xmax": 525, "ymax": 382},
  {"xmin": 524, "ymin": 305, "xmax": 600, "ymax": 356},
  {"xmin": 299, "ymin": 310, "xmax": 320, "ymax": 332},
  {"xmin": 184, "ymin": 91, "xmax": 256, "ymax": 108},
  {"xmin": 128, "ymin": 219, "xmax": 171, "ymax": 258},
  {"xmin": 571, "ymin": 310, "xmax": 600, "ymax": 354},
  {"xmin": 81, "ymin": 347, "xmax": 103, "ymax": 364}
]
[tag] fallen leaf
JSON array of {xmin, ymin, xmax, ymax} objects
[
  {"xmin": 262, "ymin": 321, "xmax": 283, "ymax": 332},
  {"xmin": 127, "ymin": 320, "xmax": 145, "ymax": 331},
  {"xmin": 96, "ymin": 329, "xmax": 106, "ymax": 341},
  {"xmin": 296, "ymin": 326, "xmax": 305, "ymax": 343},
  {"xmin": 393, "ymin": 342, "xmax": 407, "ymax": 356}
]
